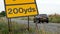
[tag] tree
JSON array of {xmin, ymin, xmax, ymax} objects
[{"xmin": 0, "ymin": 11, "xmax": 6, "ymax": 16}]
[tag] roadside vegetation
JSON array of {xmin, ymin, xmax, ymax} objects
[
  {"xmin": 49, "ymin": 14, "xmax": 60, "ymax": 23},
  {"xmin": 0, "ymin": 11, "xmax": 6, "ymax": 17},
  {"xmin": 0, "ymin": 17, "xmax": 35, "ymax": 34}
]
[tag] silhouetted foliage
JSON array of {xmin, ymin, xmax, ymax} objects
[{"xmin": 0, "ymin": 11, "xmax": 6, "ymax": 17}]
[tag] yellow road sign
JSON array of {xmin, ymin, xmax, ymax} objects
[{"xmin": 4, "ymin": 0, "xmax": 38, "ymax": 18}]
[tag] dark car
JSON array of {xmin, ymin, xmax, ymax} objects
[{"xmin": 34, "ymin": 14, "xmax": 49, "ymax": 23}]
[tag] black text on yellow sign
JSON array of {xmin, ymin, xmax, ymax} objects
[{"xmin": 4, "ymin": 0, "xmax": 38, "ymax": 18}]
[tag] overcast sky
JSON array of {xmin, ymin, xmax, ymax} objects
[{"xmin": 0, "ymin": 0, "xmax": 60, "ymax": 15}]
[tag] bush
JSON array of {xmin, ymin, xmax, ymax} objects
[{"xmin": 49, "ymin": 14, "xmax": 60, "ymax": 23}]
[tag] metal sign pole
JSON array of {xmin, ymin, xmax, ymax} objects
[
  {"xmin": 7, "ymin": 18, "xmax": 12, "ymax": 34},
  {"xmin": 28, "ymin": 16, "xmax": 29, "ymax": 31}
]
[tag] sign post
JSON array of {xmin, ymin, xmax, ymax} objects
[
  {"xmin": 7, "ymin": 18, "xmax": 12, "ymax": 34},
  {"xmin": 28, "ymin": 16, "xmax": 29, "ymax": 31}
]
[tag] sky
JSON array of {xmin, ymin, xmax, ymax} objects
[{"xmin": 0, "ymin": 0, "xmax": 60, "ymax": 15}]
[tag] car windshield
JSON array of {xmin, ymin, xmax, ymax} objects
[
  {"xmin": 38, "ymin": 14, "xmax": 48, "ymax": 17},
  {"xmin": 35, "ymin": 14, "xmax": 48, "ymax": 18}
]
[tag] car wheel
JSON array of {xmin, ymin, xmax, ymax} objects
[
  {"xmin": 34, "ymin": 21, "xmax": 35, "ymax": 23},
  {"xmin": 46, "ymin": 20, "xmax": 49, "ymax": 23},
  {"xmin": 38, "ymin": 20, "xmax": 40, "ymax": 23},
  {"xmin": 42, "ymin": 21, "xmax": 44, "ymax": 23}
]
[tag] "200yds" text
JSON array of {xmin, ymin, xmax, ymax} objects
[{"xmin": 8, "ymin": 7, "xmax": 36, "ymax": 14}]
